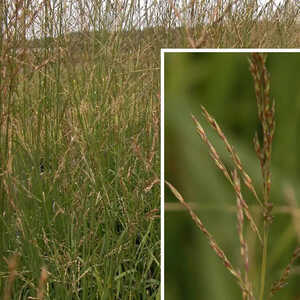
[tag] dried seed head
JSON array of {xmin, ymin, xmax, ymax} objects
[
  {"xmin": 197, "ymin": 107, "xmax": 263, "ymax": 208},
  {"xmin": 165, "ymin": 180, "xmax": 251, "ymax": 294},
  {"xmin": 270, "ymin": 247, "xmax": 300, "ymax": 297}
]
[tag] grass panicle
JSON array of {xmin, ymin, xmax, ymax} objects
[
  {"xmin": 249, "ymin": 53, "xmax": 276, "ymax": 300},
  {"xmin": 167, "ymin": 53, "xmax": 300, "ymax": 300},
  {"xmin": 200, "ymin": 105, "xmax": 262, "ymax": 208},
  {"xmin": 249, "ymin": 53, "xmax": 276, "ymax": 209},
  {"xmin": 268, "ymin": 247, "xmax": 300, "ymax": 298},
  {"xmin": 191, "ymin": 114, "xmax": 232, "ymax": 183},
  {"xmin": 191, "ymin": 113, "xmax": 262, "ymax": 245},
  {"xmin": 165, "ymin": 180, "xmax": 253, "ymax": 297}
]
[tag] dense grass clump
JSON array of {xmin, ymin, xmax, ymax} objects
[{"xmin": 0, "ymin": 1, "xmax": 160, "ymax": 299}]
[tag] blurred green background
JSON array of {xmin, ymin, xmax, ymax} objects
[{"xmin": 165, "ymin": 53, "xmax": 300, "ymax": 300}]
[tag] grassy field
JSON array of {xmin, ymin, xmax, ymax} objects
[
  {"xmin": 0, "ymin": 2, "xmax": 161, "ymax": 299},
  {"xmin": 0, "ymin": 0, "xmax": 300, "ymax": 299}
]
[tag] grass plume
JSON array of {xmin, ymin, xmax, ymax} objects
[{"xmin": 167, "ymin": 53, "xmax": 300, "ymax": 300}]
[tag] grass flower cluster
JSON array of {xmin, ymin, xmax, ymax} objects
[{"xmin": 167, "ymin": 53, "xmax": 300, "ymax": 300}]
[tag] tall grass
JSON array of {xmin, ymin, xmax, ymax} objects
[
  {"xmin": 166, "ymin": 53, "xmax": 300, "ymax": 299},
  {"xmin": 0, "ymin": 1, "xmax": 160, "ymax": 299},
  {"xmin": 1, "ymin": 0, "xmax": 300, "ymax": 298}
]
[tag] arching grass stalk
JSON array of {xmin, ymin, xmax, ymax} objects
[{"xmin": 166, "ymin": 181, "xmax": 254, "ymax": 298}]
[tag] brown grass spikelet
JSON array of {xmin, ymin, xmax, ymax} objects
[
  {"xmin": 232, "ymin": 169, "xmax": 262, "ymax": 245},
  {"xmin": 249, "ymin": 53, "xmax": 276, "ymax": 300},
  {"xmin": 249, "ymin": 53, "xmax": 275, "ymax": 210},
  {"xmin": 165, "ymin": 180, "xmax": 253, "ymax": 297},
  {"xmin": 200, "ymin": 105, "xmax": 262, "ymax": 208},
  {"xmin": 234, "ymin": 169, "xmax": 248, "ymax": 268},
  {"xmin": 269, "ymin": 247, "xmax": 300, "ymax": 298},
  {"xmin": 191, "ymin": 114, "xmax": 231, "ymax": 183},
  {"xmin": 191, "ymin": 112, "xmax": 262, "ymax": 244},
  {"xmin": 233, "ymin": 170, "xmax": 254, "ymax": 300}
]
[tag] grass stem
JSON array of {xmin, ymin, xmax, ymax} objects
[{"xmin": 259, "ymin": 224, "xmax": 269, "ymax": 300}]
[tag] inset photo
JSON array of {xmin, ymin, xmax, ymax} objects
[{"xmin": 163, "ymin": 51, "xmax": 300, "ymax": 300}]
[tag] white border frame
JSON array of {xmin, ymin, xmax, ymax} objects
[
  {"xmin": 160, "ymin": 48, "xmax": 300, "ymax": 300},
  {"xmin": 161, "ymin": 48, "xmax": 300, "ymax": 53}
]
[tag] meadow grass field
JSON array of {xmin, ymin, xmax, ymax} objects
[
  {"xmin": 0, "ymin": 2, "xmax": 161, "ymax": 299},
  {"xmin": 0, "ymin": 0, "xmax": 299, "ymax": 299}
]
